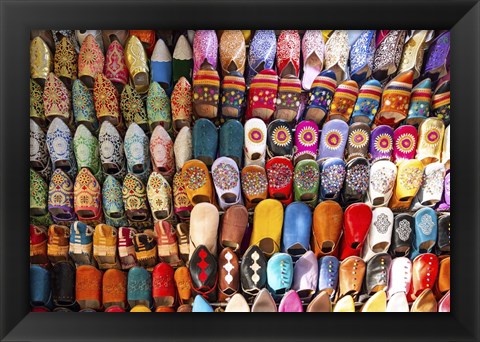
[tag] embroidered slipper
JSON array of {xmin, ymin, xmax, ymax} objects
[
  {"xmin": 150, "ymin": 125, "xmax": 175, "ymax": 180},
  {"xmin": 362, "ymin": 208, "xmax": 394, "ymax": 262},
  {"xmin": 266, "ymin": 253, "xmax": 293, "ymax": 300},
  {"xmin": 374, "ymin": 70, "xmax": 414, "ymax": 128},
  {"xmin": 30, "ymin": 168, "xmax": 51, "ymax": 226},
  {"xmin": 30, "ymin": 265, "xmax": 52, "ymax": 308},
  {"xmin": 181, "ymin": 159, "xmax": 214, "ymax": 205},
  {"xmin": 282, "ymin": 202, "xmax": 312, "ymax": 258},
  {"xmin": 152, "ymin": 263, "xmax": 176, "ymax": 307},
  {"xmin": 30, "ymin": 37, "xmax": 53, "ymax": 87},
  {"xmin": 174, "ymin": 266, "xmax": 193, "ymax": 305},
  {"xmin": 266, "ymin": 157, "xmax": 294, "ymax": 205},
  {"xmin": 73, "ymin": 125, "xmax": 101, "ymax": 179},
  {"xmin": 393, "ymin": 125, "xmax": 418, "ymax": 164},
  {"xmin": 154, "ymin": 220, "xmax": 182, "ymax": 267},
  {"xmin": 304, "ymin": 70, "xmax": 337, "ymax": 124},
  {"xmin": 76, "ymin": 30, "xmax": 103, "ymax": 51},
  {"xmin": 133, "ymin": 230, "xmax": 158, "ymax": 270},
  {"xmin": 219, "ymin": 30, "xmax": 246, "ymax": 77},
  {"xmin": 93, "ymin": 224, "xmax": 121, "ymax": 269},
  {"xmin": 102, "ymin": 30, "xmax": 129, "ymax": 49},
  {"xmin": 423, "ymin": 31, "xmax": 450, "ymax": 83},
  {"xmin": 93, "ymin": 73, "xmax": 122, "ymax": 128},
  {"xmin": 220, "ymin": 72, "xmax": 246, "ymax": 119},
  {"xmin": 52, "ymin": 30, "xmax": 79, "ymax": 51},
  {"xmin": 219, "ymin": 204, "xmax": 248, "ymax": 252},
  {"xmin": 274, "ymin": 75, "xmax": 302, "ymax": 123},
  {"xmin": 173, "ymin": 126, "xmax": 192, "ymax": 172},
  {"xmin": 339, "ymin": 203, "xmax": 372, "ymax": 260},
  {"xmin": 372, "ymin": 30, "xmax": 407, "ymax": 82},
  {"xmin": 246, "ymin": 69, "xmax": 278, "ymax": 122},
  {"xmin": 189, "ymin": 245, "xmax": 219, "ymax": 303},
  {"xmin": 44, "ymin": 72, "xmax": 72, "ymax": 123},
  {"xmin": 189, "ymin": 202, "xmax": 219, "ymax": 258},
  {"xmin": 102, "ymin": 175, "xmax": 128, "ymax": 228},
  {"xmin": 120, "ymin": 85, "xmax": 149, "ymax": 132},
  {"xmin": 293, "ymin": 160, "xmax": 319, "ymax": 206},
  {"xmin": 31, "ymin": 29, "xmax": 55, "ymax": 51},
  {"xmin": 69, "ymin": 221, "xmax": 95, "ymax": 266},
  {"xmin": 146, "ymin": 82, "xmax": 171, "ymax": 133},
  {"xmin": 192, "ymin": 62, "xmax": 220, "ymax": 119},
  {"xmin": 173, "ymin": 35, "xmax": 193, "ymax": 84},
  {"xmin": 129, "ymin": 30, "xmax": 156, "ymax": 57},
  {"xmin": 389, "ymin": 214, "xmax": 414, "ymax": 258},
  {"xmin": 431, "ymin": 80, "xmax": 450, "ymax": 126},
  {"xmin": 125, "ymin": 35, "xmax": 150, "ymax": 95},
  {"xmin": 442, "ymin": 125, "xmax": 450, "ymax": 169},
  {"xmin": 74, "ymin": 168, "xmax": 103, "ymax": 225},
  {"xmin": 127, "ymin": 266, "xmax": 152, "ymax": 308},
  {"xmin": 398, "ymin": 30, "xmax": 434, "ymax": 79},
  {"xmin": 104, "ymin": 40, "xmax": 129, "ymax": 93},
  {"xmin": 219, "ymin": 119, "xmax": 244, "ymax": 167},
  {"xmin": 30, "ymin": 225, "xmax": 49, "ymax": 265},
  {"xmin": 72, "ymin": 80, "xmax": 98, "ymax": 133},
  {"xmin": 122, "ymin": 173, "xmax": 152, "ymax": 225},
  {"xmin": 435, "ymin": 214, "xmax": 450, "ymax": 254},
  {"xmin": 218, "ymin": 247, "xmax": 241, "ymax": 303},
  {"xmin": 324, "ymin": 30, "xmax": 349, "ymax": 82},
  {"xmin": 345, "ymin": 123, "xmax": 370, "ymax": 161},
  {"xmin": 367, "ymin": 160, "xmax": 397, "ymax": 207},
  {"xmin": 118, "ymin": 227, "xmax": 138, "ymax": 270},
  {"xmin": 48, "ymin": 169, "xmax": 75, "ymax": 224},
  {"xmin": 349, "ymin": 30, "xmax": 376, "ymax": 84},
  {"xmin": 192, "ymin": 118, "xmax": 218, "ymax": 167},
  {"xmin": 78, "ymin": 35, "xmax": 105, "ymax": 89},
  {"xmin": 276, "ymin": 30, "xmax": 300, "ymax": 78},
  {"xmin": 326, "ymin": 80, "xmax": 359, "ymax": 123},
  {"xmin": 47, "ymin": 225, "xmax": 70, "ymax": 264},
  {"xmin": 293, "ymin": 120, "xmax": 319, "ymax": 164},
  {"xmin": 341, "ymin": 157, "xmax": 370, "ymax": 205},
  {"xmin": 147, "ymin": 172, "xmax": 173, "ymax": 221},
  {"xmin": 124, "ymin": 123, "xmax": 151, "ymax": 181},
  {"xmin": 319, "ymin": 158, "xmax": 346, "ymax": 202},
  {"xmin": 240, "ymin": 165, "xmax": 268, "ymax": 209},
  {"xmin": 30, "ymin": 79, "xmax": 47, "ymax": 129},
  {"xmin": 249, "ymin": 199, "xmax": 284, "ymax": 258},
  {"xmin": 102, "ymin": 269, "xmax": 127, "ymax": 309},
  {"xmin": 30, "ymin": 119, "xmax": 52, "ymax": 175},
  {"xmin": 389, "ymin": 159, "xmax": 424, "ymax": 211},
  {"xmin": 173, "ymin": 172, "xmax": 193, "ymax": 220},
  {"xmin": 175, "ymin": 223, "xmax": 190, "ymax": 263},
  {"xmin": 266, "ymin": 119, "xmax": 293, "ymax": 159},
  {"xmin": 99, "ymin": 121, "xmax": 126, "ymax": 180},
  {"xmin": 317, "ymin": 256, "xmax": 340, "ymax": 299},
  {"xmin": 405, "ymin": 78, "xmax": 432, "ymax": 125},
  {"xmin": 369, "ymin": 125, "xmax": 394, "ymax": 162},
  {"xmin": 244, "ymin": 118, "xmax": 267, "ymax": 167},
  {"xmin": 317, "ymin": 119, "xmax": 349, "ymax": 162},
  {"xmin": 247, "ymin": 30, "xmax": 277, "ymax": 85},
  {"xmin": 151, "ymin": 39, "xmax": 172, "ymax": 90},
  {"xmin": 54, "ymin": 36, "xmax": 77, "ymax": 90},
  {"xmin": 411, "ymin": 162, "xmax": 445, "ymax": 211},
  {"xmin": 415, "ymin": 117, "xmax": 445, "ymax": 165},
  {"xmin": 212, "ymin": 157, "xmax": 242, "ymax": 210},
  {"xmin": 171, "ymin": 77, "xmax": 193, "ymax": 133},
  {"xmin": 75, "ymin": 265, "xmax": 102, "ymax": 310},
  {"xmin": 193, "ymin": 30, "xmax": 218, "ymax": 77},
  {"xmin": 350, "ymin": 79, "xmax": 382, "ymax": 126},
  {"xmin": 302, "ymin": 30, "xmax": 325, "ymax": 90}
]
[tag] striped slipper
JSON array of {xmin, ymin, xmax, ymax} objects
[
  {"xmin": 326, "ymin": 80, "xmax": 359, "ymax": 123},
  {"xmin": 274, "ymin": 75, "xmax": 302, "ymax": 123},
  {"xmin": 304, "ymin": 70, "xmax": 337, "ymax": 125},
  {"xmin": 246, "ymin": 69, "xmax": 278, "ymax": 122},
  {"xmin": 192, "ymin": 62, "xmax": 220, "ymax": 119},
  {"xmin": 221, "ymin": 71, "xmax": 246, "ymax": 119}
]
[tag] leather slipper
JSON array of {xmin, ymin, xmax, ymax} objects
[
  {"xmin": 311, "ymin": 201, "xmax": 343, "ymax": 258},
  {"xmin": 122, "ymin": 173, "xmax": 152, "ymax": 226},
  {"xmin": 76, "ymin": 265, "xmax": 102, "ymax": 310},
  {"xmin": 104, "ymin": 40, "xmax": 128, "ymax": 92},
  {"xmin": 369, "ymin": 125, "xmax": 394, "ymax": 162},
  {"xmin": 341, "ymin": 157, "xmax": 370, "ymax": 206},
  {"xmin": 147, "ymin": 82, "xmax": 171, "ymax": 132},
  {"xmin": 152, "ymin": 263, "xmax": 176, "ymax": 308},
  {"xmin": 219, "ymin": 204, "xmax": 248, "ymax": 252},
  {"xmin": 267, "ymin": 253, "xmax": 293, "ymax": 300},
  {"xmin": 250, "ymin": 199, "xmax": 284, "ymax": 258},
  {"xmin": 431, "ymin": 80, "xmax": 450, "ymax": 126},
  {"xmin": 423, "ymin": 31, "xmax": 450, "ymax": 83},
  {"xmin": 173, "ymin": 172, "xmax": 193, "ymax": 220},
  {"xmin": 292, "ymin": 251, "xmax": 318, "ymax": 302},
  {"xmin": 318, "ymin": 256, "xmax": 339, "ymax": 300},
  {"xmin": 293, "ymin": 160, "xmax": 319, "ymax": 206},
  {"xmin": 154, "ymin": 220, "xmax": 182, "ymax": 267},
  {"xmin": 173, "ymin": 34, "xmax": 193, "ymax": 84},
  {"xmin": 93, "ymin": 224, "xmax": 121, "ymax": 269},
  {"xmin": 274, "ymin": 75, "xmax": 302, "ymax": 123},
  {"xmin": 324, "ymin": 30, "xmax": 349, "ymax": 82},
  {"xmin": 181, "ymin": 159, "xmax": 214, "ymax": 205},
  {"xmin": 282, "ymin": 202, "xmax": 312, "ymax": 258},
  {"xmin": 405, "ymin": 78, "xmax": 432, "ymax": 125},
  {"xmin": 362, "ymin": 207, "xmax": 394, "ymax": 262},
  {"xmin": 326, "ymin": 80, "xmax": 359, "ymax": 123},
  {"xmin": 174, "ymin": 126, "xmax": 193, "ymax": 172},
  {"xmin": 389, "ymin": 159, "xmax": 424, "ymax": 211},
  {"xmin": 193, "ymin": 30, "xmax": 218, "ymax": 77},
  {"xmin": 48, "ymin": 169, "xmax": 75, "ymax": 225},
  {"xmin": 192, "ymin": 119, "xmax": 218, "ymax": 167},
  {"xmin": 278, "ymin": 290, "xmax": 303, "ymax": 312},
  {"xmin": 220, "ymin": 72, "xmax": 246, "ymax": 119},
  {"xmin": 367, "ymin": 160, "xmax": 397, "ymax": 207},
  {"xmin": 339, "ymin": 203, "xmax": 372, "ymax": 260},
  {"xmin": 276, "ymin": 30, "xmax": 300, "ymax": 78},
  {"xmin": 127, "ymin": 266, "xmax": 152, "ymax": 308},
  {"xmin": 125, "ymin": 35, "xmax": 150, "ymax": 94},
  {"xmin": 345, "ymin": 122, "xmax": 370, "ymax": 161},
  {"xmin": 398, "ymin": 30, "xmax": 434, "ymax": 79},
  {"xmin": 189, "ymin": 244, "xmax": 218, "ymax": 302},
  {"xmin": 415, "ymin": 118, "xmax": 445, "ymax": 165},
  {"xmin": 150, "ymin": 125, "xmax": 175, "ymax": 180},
  {"xmin": 266, "ymin": 157, "xmax": 294, "ymax": 205},
  {"xmin": 212, "ymin": 157, "xmax": 242, "ymax": 210},
  {"xmin": 317, "ymin": 119, "xmax": 348, "ymax": 162},
  {"xmin": 441, "ymin": 124, "xmax": 450, "ymax": 169},
  {"xmin": 302, "ymin": 30, "xmax": 325, "ymax": 90},
  {"xmin": 54, "ymin": 36, "xmax": 77, "ymax": 90},
  {"xmin": 349, "ymin": 30, "xmax": 376, "ymax": 84},
  {"xmin": 390, "ymin": 214, "xmax": 414, "ymax": 257},
  {"xmin": 219, "ymin": 30, "xmax": 246, "ymax": 77},
  {"xmin": 241, "ymin": 245, "xmax": 267, "ymax": 297},
  {"xmin": 410, "ymin": 209, "xmax": 438, "ymax": 260},
  {"xmin": 240, "ymin": 165, "xmax": 268, "ymax": 209},
  {"xmin": 72, "ymin": 80, "xmax": 98, "ymax": 133},
  {"xmin": 319, "ymin": 157, "xmax": 346, "ymax": 202},
  {"xmin": 251, "ymin": 288, "xmax": 277, "ymax": 312},
  {"xmin": 218, "ymin": 247, "xmax": 240, "ymax": 303},
  {"xmin": 171, "ymin": 77, "xmax": 193, "ymax": 134},
  {"xmin": 219, "ymin": 119, "xmax": 244, "ymax": 167},
  {"xmin": 244, "ymin": 118, "xmax": 267, "ymax": 167},
  {"xmin": 118, "ymin": 227, "xmax": 138, "ymax": 270},
  {"xmin": 99, "ymin": 121, "xmax": 126, "ymax": 180},
  {"xmin": 103, "ymin": 269, "xmax": 127, "ymax": 310},
  {"xmin": 372, "ymin": 30, "xmax": 407, "ymax": 82},
  {"xmin": 293, "ymin": 120, "xmax": 319, "ymax": 164},
  {"xmin": 411, "ymin": 162, "xmax": 445, "ymax": 210},
  {"xmin": 266, "ymin": 119, "xmax": 293, "ymax": 159},
  {"xmin": 78, "ymin": 35, "xmax": 104, "ymax": 89},
  {"xmin": 393, "ymin": 125, "xmax": 418, "ymax": 164},
  {"xmin": 151, "ymin": 39, "xmax": 172, "ymax": 90},
  {"xmin": 93, "ymin": 73, "xmax": 122, "ymax": 128},
  {"xmin": 133, "ymin": 230, "xmax": 158, "ymax": 271},
  {"xmin": 147, "ymin": 172, "xmax": 173, "ymax": 221},
  {"xmin": 73, "ymin": 168, "xmax": 103, "ymax": 225},
  {"xmin": 189, "ymin": 202, "xmax": 219, "ymax": 258},
  {"xmin": 44, "ymin": 72, "xmax": 72, "ymax": 123},
  {"xmin": 124, "ymin": 123, "xmax": 151, "ymax": 182},
  {"xmin": 386, "ymin": 256, "xmax": 412, "ymax": 299},
  {"xmin": 30, "ymin": 37, "xmax": 53, "ymax": 87}
]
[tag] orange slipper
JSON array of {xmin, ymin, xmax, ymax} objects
[{"xmin": 181, "ymin": 159, "xmax": 214, "ymax": 205}]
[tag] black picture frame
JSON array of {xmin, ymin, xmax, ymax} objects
[{"xmin": 1, "ymin": 0, "xmax": 479, "ymax": 341}]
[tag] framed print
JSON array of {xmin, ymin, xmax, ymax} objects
[{"xmin": 1, "ymin": 0, "xmax": 479, "ymax": 341}]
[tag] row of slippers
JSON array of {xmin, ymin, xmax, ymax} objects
[
  {"xmin": 30, "ymin": 154, "xmax": 451, "ymax": 233},
  {"xmin": 30, "ymin": 202, "xmax": 450, "ymax": 277},
  {"xmin": 30, "ymin": 30, "xmax": 450, "ymax": 134},
  {"xmin": 30, "ymin": 30, "xmax": 450, "ymax": 94},
  {"xmin": 29, "ymin": 248, "xmax": 450, "ymax": 312},
  {"xmin": 29, "ymin": 64, "xmax": 451, "ymax": 139}
]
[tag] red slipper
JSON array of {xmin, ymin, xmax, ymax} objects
[
  {"xmin": 246, "ymin": 69, "xmax": 278, "ymax": 122},
  {"xmin": 266, "ymin": 156, "xmax": 294, "ymax": 205}
]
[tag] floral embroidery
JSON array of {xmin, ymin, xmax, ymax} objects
[
  {"xmin": 182, "ymin": 166, "xmax": 206, "ymax": 191},
  {"xmin": 212, "ymin": 162, "xmax": 239, "ymax": 190},
  {"xmin": 297, "ymin": 126, "xmax": 318, "ymax": 147},
  {"xmin": 30, "ymin": 79, "xmax": 45, "ymax": 121},
  {"xmin": 173, "ymin": 173, "xmax": 192, "ymax": 210},
  {"xmin": 348, "ymin": 129, "xmax": 369, "ymax": 149},
  {"xmin": 271, "ymin": 125, "xmax": 292, "ymax": 147},
  {"xmin": 325, "ymin": 130, "xmax": 344, "ymax": 150},
  {"xmin": 267, "ymin": 163, "xmax": 292, "ymax": 189},
  {"xmin": 345, "ymin": 164, "xmax": 369, "ymax": 193},
  {"xmin": 349, "ymin": 30, "xmax": 376, "ymax": 77},
  {"xmin": 54, "ymin": 37, "xmax": 77, "ymax": 80},
  {"xmin": 294, "ymin": 164, "xmax": 319, "ymax": 191},
  {"xmin": 395, "ymin": 133, "xmax": 416, "ymax": 154},
  {"xmin": 371, "ymin": 167, "xmax": 395, "ymax": 193},
  {"xmin": 171, "ymin": 77, "xmax": 193, "ymax": 124},
  {"xmin": 241, "ymin": 170, "xmax": 267, "ymax": 197},
  {"xmin": 93, "ymin": 73, "xmax": 120, "ymax": 121},
  {"xmin": 321, "ymin": 164, "xmax": 345, "ymax": 194},
  {"xmin": 122, "ymin": 173, "xmax": 148, "ymax": 211},
  {"xmin": 374, "ymin": 133, "xmax": 393, "ymax": 153},
  {"xmin": 120, "ymin": 85, "xmax": 148, "ymax": 128},
  {"xmin": 399, "ymin": 166, "xmax": 423, "ymax": 191}
]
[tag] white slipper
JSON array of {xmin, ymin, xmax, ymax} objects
[
  {"xmin": 189, "ymin": 202, "xmax": 219, "ymax": 259},
  {"xmin": 367, "ymin": 160, "xmax": 397, "ymax": 207},
  {"xmin": 362, "ymin": 207, "xmax": 394, "ymax": 262},
  {"xmin": 244, "ymin": 118, "xmax": 267, "ymax": 167}
]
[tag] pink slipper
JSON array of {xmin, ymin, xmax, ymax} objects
[{"xmin": 302, "ymin": 30, "xmax": 325, "ymax": 91}]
